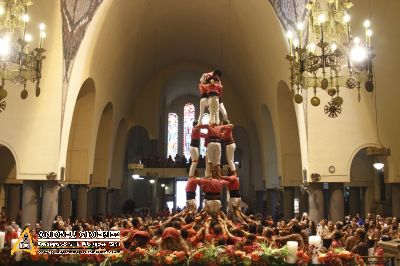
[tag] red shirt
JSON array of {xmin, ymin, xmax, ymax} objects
[
  {"xmin": 199, "ymin": 83, "xmax": 208, "ymax": 94},
  {"xmin": 206, "ymin": 83, "xmax": 223, "ymax": 95},
  {"xmin": 221, "ymin": 125, "xmax": 234, "ymax": 142},
  {"xmin": 229, "ymin": 235, "xmax": 245, "ymax": 245},
  {"xmin": 186, "ymin": 178, "xmax": 197, "ymax": 192},
  {"xmin": 200, "ymin": 125, "xmax": 222, "ymax": 147},
  {"xmin": 196, "ymin": 178, "xmax": 229, "ymax": 193},
  {"xmin": 204, "ymin": 233, "xmax": 228, "ymax": 243},
  {"xmin": 5, "ymin": 231, "xmax": 18, "ymax": 246},
  {"xmin": 200, "ymin": 125, "xmax": 222, "ymax": 140},
  {"xmin": 191, "ymin": 127, "xmax": 201, "ymax": 140},
  {"xmin": 120, "ymin": 228, "xmax": 130, "ymax": 237},
  {"xmin": 225, "ymin": 175, "xmax": 240, "ymax": 191}
]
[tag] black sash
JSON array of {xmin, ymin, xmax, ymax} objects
[
  {"xmin": 205, "ymin": 193, "xmax": 220, "ymax": 200},
  {"xmin": 229, "ymin": 190, "xmax": 241, "ymax": 198},
  {"xmin": 186, "ymin": 191, "xmax": 196, "ymax": 200}
]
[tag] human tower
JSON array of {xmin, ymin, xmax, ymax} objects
[{"xmin": 185, "ymin": 69, "xmax": 241, "ymax": 219}]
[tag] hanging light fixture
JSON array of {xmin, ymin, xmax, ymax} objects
[
  {"xmin": 285, "ymin": 0, "xmax": 374, "ymax": 117},
  {"xmin": 366, "ymin": 146, "xmax": 390, "ymax": 171},
  {"xmin": 373, "ymin": 162, "xmax": 384, "ymax": 170},
  {"xmin": 0, "ymin": 0, "xmax": 47, "ymax": 113}
]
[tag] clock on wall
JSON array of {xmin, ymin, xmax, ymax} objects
[{"xmin": 329, "ymin": 166, "xmax": 335, "ymax": 174}]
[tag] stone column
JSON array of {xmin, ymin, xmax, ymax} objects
[
  {"xmin": 299, "ymin": 189, "xmax": 309, "ymax": 216},
  {"xmin": 329, "ymin": 183, "xmax": 344, "ymax": 222},
  {"xmin": 255, "ymin": 190, "xmax": 265, "ymax": 213},
  {"xmin": 76, "ymin": 186, "xmax": 88, "ymax": 219},
  {"xmin": 60, "ymin": 186, "xmax": 71, "ymax": 219},
  {"xmin": 308, "ymin": 183, "xmax": 324, "ymax": 223},
  {"xmin": 283, "ymin": 187, "xmax": 294, "ymax": 219},
  {"xmin": 97, "ymin": 188, "xmax": 107, "ymax": 215},
  {"xmin": 392, "ymin": 184, "xmax": 400, "ymax": 217},
  {"xmin": 7, "ymin": 184, "xmax": 21, "ymax": 222},
  {"xmin": 266, "ymin": 189, "xmax": 275, "ymax": 218},
  {"xmin": 349, "ymin": 187, "xmax": 361, "ymax": 215},
  {"xmin": 106, "ymin": 190, "xmax": 112, "ymax": 215},
  {"xmin": 21, "ymin": 181, "xmax": 39, "ymax": 227},
  {"xmin": 86, "ymin": 189, "xmax": 96, "ymax": 217},
  {"xmin": 42, "ymin": 181, "xmax": 59, "ymax": 230}
]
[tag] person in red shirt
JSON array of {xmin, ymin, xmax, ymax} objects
[
  {"xmin": 186, "ymin": 176, "xmax": 198, "ymax": 212},
  {"xmin": 204, "ymin": 218, "xmax": 228, "ymax": 245},
  {"xmin": 221, "ymin": 170, "xmax": 241, "ymax": 218},
  {"xmin": 220, "ymin": 123, "xmax": 236, "ymax": 175},
  {"xmin": 5, "ymin": 225, "xmax": 18, "ymax": 247},
  {"xmin": 159, "ymin": 227, "xmax": 189, "ymax": 252},
  {"xmin": 197, "ymin": 81, "xmax": 209, "ymax": 124},
  {"xmin": 195, "ymin": 176, "xmax": 229, "ymax": 218},
  {"xmin": 199, "ymin": 124, "xmax": 223, "ymax": 178},
  {"xmin": 199, "ymin": 69, "xmax": 223, "ymax": 125},
  {"xmin": 189, "ymin": 123, "xmax": 206, "ymax": 177}
]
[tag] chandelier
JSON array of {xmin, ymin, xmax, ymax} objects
[
  {"xmin": 286, "ymin": 0, "xmax": 374, "ymax": 117},
  {"xmin": 0, "ymin": 0, "xmax": 46, "ymax": 113}
]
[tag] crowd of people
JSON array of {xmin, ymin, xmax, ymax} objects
[{"xmin": 1, "ymin": 205, "xmax": 399, "ymax": 262}]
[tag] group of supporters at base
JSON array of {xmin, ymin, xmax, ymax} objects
[{"xmin": 0, "ymin": 203, "xmax": 398, "ymax": 264}]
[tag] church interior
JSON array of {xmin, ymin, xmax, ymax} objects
[{"xmin": 0, "ymin": 0, "xmax": 400, "ymax": 264}]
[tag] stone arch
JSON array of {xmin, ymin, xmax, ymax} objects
[
  {"xmin": 233, "ymin": 126, "xmax": 251, "ymax": 203},
  {"xmin": 0, "ymin": 143, "xmax": 20, "ymax": 219},
  {"xmin": 66, "ymin": 78, "xmax": 96, "ymax": 184},
  {"xmin": 348, "ymin": 144, "xmax": 394, "ymax": 216},
  {"xmin": 260, "ymin": 104, "xmax": 279, "ymax": 188},
  {"xmin": 249, "ymin": 121, "xmax": 264, "ymax": 190},
  {"xmin": 126, "ymin": 125, "xmax": 151, "ymax": 163},
  {"xmin": 348, "ymin": 143, "xmax": 394, "ymax": 181},
  {"xmin": 0, "ymin": 142, "xmax": 18, "ymax": 182},
  {"xmin": 109, "ymin": 119, "xmax": 129, "ymax": 189},
  {"xmin": 277, "ymin": 81, "xmax": 302, "ymax": 186},
  {"xmin": 92, "ymin": 102, "xmax": 114, "ymax": 187}
]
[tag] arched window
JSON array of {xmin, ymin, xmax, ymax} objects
[
  {"xmin": 167, "ymin": 113, "xmax": 178, "ymax": 158},
  {"xmin": 183, "ymin": 103, "xmax": 195, "ymax": 159},
  {"xmin": 200, "ymin": 113, "xmax": 210, "ymax": 156}
]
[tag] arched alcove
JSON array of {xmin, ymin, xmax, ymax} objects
[
  {"xmin": 260, "ymin": 104, "xmax": 279, "ymax": 188},
  {"xmin": 66, "ymin": 78, "xmax": 96, "ymax": 184},
  {"xmin": 92, "ymin": 102, "xmax": 114, "ymax": 187},
  {"xmin": 0, "ymin": 144, "xmax": 17, "ymax": 182},
  {"xmin": 126, "ymin": 126, "xmax": 151, "ymax": 163},
  {"xmin": 233, "ymin": 126, "xmax": 251, "ymax": 204},
  {"xmin": 109, "ymin": 119, "xmax": 129, "ymax": 189},
  {"xmin": 0, "ymin": 144, "xmax": 21, "ymax": 221},
  {"xmin": 349, "ymin": 146, "xmax": 391, "ymax": 217},
  {"xmin": 277, "ymin": 81, "xmax": 302, "ymax": 186}
]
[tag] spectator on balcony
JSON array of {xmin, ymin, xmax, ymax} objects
[
  {"xmin": 174, "ymin": 153, "xmax": 181, "ymax": 163},
  {"xmin": 181, "ymin": 155, "xmax": 187, "ymax": 166},
  {"xmin": 167, "ymin": 155, "xmax": 174, "ymax": 166}
]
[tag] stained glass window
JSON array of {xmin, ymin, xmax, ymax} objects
[
  {"xmin": 200, "ymin": 113, "xmax": 210, "ymax": 156},
  {"xmin": 183, "ymin": 103, "xmax": 195, "ymax": 159},
  {"xmin": 167, "ymin": 113, "xmax": 178, "ymax": 158}
]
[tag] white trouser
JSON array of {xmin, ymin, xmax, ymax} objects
[
  {"xmin": 189, "ymin": 146, "xmax": 199, "ymax": 177},
  {"xmin": 228, "ymin": 197, "xmax": 241, "ymax": 214},
  {"xmin": 219, "ymin": 102, "xmax": 228, "ymax": 122},
  {"xmin": 186, "ymin": 199, "xmax": 197, "ymax": 212},
  {"xmin": 198, "ymin": 98, "xmax": 208, "ymax": 124},
  {"xmin": 208, "ymin": 96, "xmax": 220, "ymax": 125},
  {"xmin": 205, "ymin": 199, "xmax": 221, "ymax": 216},
  {"xmin": 205, "ymin": 152, "xmax": 211, "ymax": 177},
  {"xmin": 226, "ymin": 143, "xmax": 236, "ymax": 171},
  {"xmin": 207, "ymin": 142, "xmax": 221, "ymax": 166}
]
